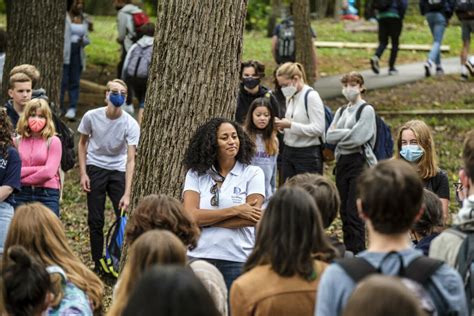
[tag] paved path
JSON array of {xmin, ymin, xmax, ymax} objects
[{"xmin": 314, "ymin": 57, "xmax": 460, "ymax": 100}]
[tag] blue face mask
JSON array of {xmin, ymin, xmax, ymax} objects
[
  {"xmin": 400, "ymin": 144, "xmax": 424, "ymax": 162},
  {"xmin": 108, "ymin": 92, "xmax": 125, "ymax": 107}
]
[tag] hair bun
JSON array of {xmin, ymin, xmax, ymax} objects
[{"xmin": 8, "ymin": 245, "xmax": 33, "ymax": 268}]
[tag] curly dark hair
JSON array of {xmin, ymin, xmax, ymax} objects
[
  {"xmin": 183, "ymin": 118, "xmax": 255, "ymax": 174},
  {"xmin": 0, "ymin": 109, "xmax": 13, "ymax": 158},
  {"xmin": 126, "ymin": 194, "xmax": 200, "ymax": 250}
]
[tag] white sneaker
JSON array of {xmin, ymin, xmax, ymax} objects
[
  {"xmin": 424, "ymin": 60, "xmax": 433, "ymax": 77},
  {"xmin": 466, "ymin": 56, "xmax": 474, "ymax": 77},
  {"xmin": 65, "ymin": 108, "xmax": 76, "ymax": 120},
  {"xmin": 123, "ymin": 104, "xmax": 134, "ymax": 114}
]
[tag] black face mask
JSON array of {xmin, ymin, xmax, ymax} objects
[{"xmin": 243, "ymin": 77, "xmax": 260, "ymax": 90}]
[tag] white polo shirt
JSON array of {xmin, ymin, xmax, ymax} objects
[{"xmin": 184, "ymin": 161, "xmax": 265, "ymax": 263}]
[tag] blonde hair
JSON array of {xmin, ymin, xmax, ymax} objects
[
  {"xmin": 106, "ymin": 79, "xmax": 128, "ymax": 93},
  {"xmin": 3, "ymin": 203, "xmax": 104, "ymax": 314},
  {"xmin": 16, "ymin": 99, "xmax": 56, "ymax": 139},
  {"xmin": 8, "ymin": 72, "xmax": 32, "ymax": 90},
  {"xmin": 10, "ymin": 64, "xmax": 40, "ymax": 88},
  {"xmin": 276, "ymin": 62, "xmax": 307, "ymax": 84},
  {"xmin": 107, "ymin": 230, "xmax": 187, "ymax": 316},
  {"xmin": 396, "ymin": 120, "xmax": 438, "ymax": 179}
]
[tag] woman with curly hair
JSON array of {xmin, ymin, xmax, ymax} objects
[
  {"xmin": 230, "ymin": 187, "xmax": 336, "ymax": 316},
  {"xmin": 396, "ymin": 120, "xmax": 449, "ymax": 221},
  {"xmin": 0, "ymin": 109, "xmax": 21, "ymax": 256},
  {"xmin": 183, "ymin": 117, "xmax": 265, "ymax": 290},
  {"xmin": 3, "ymin": 203, "xmax": 104, "ymax": 314},
  {"xmin": 15, "ymin": 98, "xmax": 62, "ymax": 216}
]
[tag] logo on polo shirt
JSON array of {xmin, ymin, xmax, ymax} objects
[{"xmin": 232, "ymin": 186, "xmax": 246, "ymax": 204}]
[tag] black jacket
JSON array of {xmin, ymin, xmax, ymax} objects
[
  {"xmin": 419, "ymin": 0, "xmax": 455, "ymax": 19},
  {"xmin": 235, "ymin": 84, "xmax": 282, "ymax": 124}
]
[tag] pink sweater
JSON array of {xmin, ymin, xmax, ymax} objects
[{"xmin": 17, "ymin": 136, "xmax": 62, "ymax": 189}]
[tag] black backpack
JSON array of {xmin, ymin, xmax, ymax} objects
[
  {"xmin": 276, "ymin": 19, "xmax": 295, "ymax": 64},
  {"xmin": 338, "ymin": 252, "xmax": 456, "ymax": 315},
  {"xmin": 455, "ymin": 0, "xmax": 474, "ymax": 19},
  {"xmin": 99, "ymin": 209, "xmax": 128, "ymax": 278},
  {"xmin": 51, "ymin": 112, "xmax": 75, "ymax": 172},
  {"xmin": 372, "ymin": 0, "xmax": 394, "ymax": 11},
  {"xmin": 427, "ymin": 0, "xmax": 446, "ymax": 10}
]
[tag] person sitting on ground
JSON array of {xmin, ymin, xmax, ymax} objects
[
  {"xmin": 0, "ymin": 109, "xmax": 21, "ymax": 257},
  {"xmin": 411, "ymin": 189, "xmax": 444, "ymax": 256},
  {"xmin": 243, "ymin": 97, "xmax": 279, "ymax": 207},
  {"xmin": 315, "ymin": 160, "xmax": 468, "ymax": 316},
  {"xmin": 230, "ymin": 187, "xmax": 336, "ymax": 316},
  {"xmin": 341, "ymin": 275, "xmax": 425, "ymax": 316},
  {"xmin": 1, "ymin": 245, "xmax": 53, "ymax": 316},
  {"xmin": 3, "ymin": 72, "xmax": 32, "ymax": 129},
  {"xmin": 285, "ymin": 173, "xmax": 348, "ymax": 257},
  {"xmin": 122, "ymin": 265, "xmax": 220, "ymax": 316},
  {"xmin": 327, "ymin": 71, "xmax": 376, "ymax": 254},
  {"xmin": 396, "ymin": 119, "xmax": 450, "ymax": 222},
  {"xmin": 122, "ymin": 22, "xmax": 154, "ymax": 125},
  {"xmin": 78, "ymin": 79, "xmax": 140, "ymax": 274},
  {"xmin": 3, "ymin": 203, "xmax": 104, "ymax": 314},
  {"xmin": 15, "ymin": 98, "xmax": 62, "ymax": 216},
  {"xmin": 108, "ymin": 230, "xmax": 187, "ymax": 316},
  {"xmin": 182, "ymin": 118, "xmax": 265, "ymax": 291},
  {"xmin": 274, "ymin": 62, "xmax": 325, "ymax": 180},
  {"xmin": 235, "ymin": 60, "xmax": 280, "ymax": 124}
]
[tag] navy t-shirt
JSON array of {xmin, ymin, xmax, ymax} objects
[{"xmin": 0, "ymin": 146, "xmax": 21, "ymax": 205}]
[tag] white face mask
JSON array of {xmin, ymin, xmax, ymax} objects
[
  {"xmin": 281, "ymin": 85, "xmax": 297, "ymax": 98},
  {"xmin": 342, "ymin": 87, "xmax": 360, "ymax": 103}
]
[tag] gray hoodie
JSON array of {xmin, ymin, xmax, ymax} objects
[{"xmin": 117, "ymin": 4, "xmax": 143, "ymax": 51}]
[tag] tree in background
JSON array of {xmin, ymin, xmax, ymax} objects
[
  {"xmin": 293, "ymin": 0, "xmax": 318, "ymax": 83},
  {"xmin": 131, "ymin": 0, "xmax": 248, "ymax": 202},
  {"xmin": 3, "ymin": 0, "xmax": 66, "ymax": 106}
]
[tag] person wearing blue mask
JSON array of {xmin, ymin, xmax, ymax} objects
[
  {"xmin": 77, "ymin": 79, "xmax": 140, "ymax": 275},
  {"xmin": 396, "ymin": 120, "xmax": 449, "ymax": 223}
]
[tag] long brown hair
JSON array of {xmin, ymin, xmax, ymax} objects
[
  {"xmin": 3, "ymin": 203, "xmax": 103, "ymax": 314},
  {"xmin": 0, "ymin": 109, "xmax": 13, "ymax": 158},
  {"xmin": 107, "ymin": 230, "xmax": 187, "ymax": 316},
  {"xmin": 243, "ymin": 97, "xmax": 278, "ymax": 156},
  {"xmin": 244, "ymin": 187, "xmax": 337, "ymax": 280},
  {"xmin": 125, "ymin": 194, "xmax": 200, "ymax": 249},
  {"xmin": 396, "ymin": 120, "xmax": 438, "ymax": 179}
]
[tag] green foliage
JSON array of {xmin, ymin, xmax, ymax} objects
[
  {"xmin": 0, "ymin": 1, "xmax": 5, "ymax": 15},
  {"xmin": 246, "ymin": 0, "xmax": 271, "ymax": 31}
]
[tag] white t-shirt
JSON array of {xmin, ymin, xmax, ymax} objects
[
  {"xmin": 78, "ymin": 107, "xmax": 140, "ymax": 172},
  {"xmin": 184, "ymin": 162, "xmax": 265, "ymax": 263}
]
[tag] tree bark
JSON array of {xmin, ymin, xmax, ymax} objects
[
  {"xmin": 293, "ymin": 0, "xmax": 317, "ymax": 83},
  {"xmin": 132, "ymin": 0, "xmax": 248, "ymax": 203},
  {"xmin": 3, "ymin": 0, "xmax": 66, "ymax": 107},
  {"xmin": 267, "ymin": 0, "xmax": 282, "ymax": 38}
]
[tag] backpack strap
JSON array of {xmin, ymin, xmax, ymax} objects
[
  {"xmin": 303, "ymin": 88, "xmax": 313, "ymax": 120},
  {"xmin": 404, "ymin": 256, "xmax": 444, "ymax": 285},
  {"xmin": 355, "ymin": 103, "xmax": 370, "ymax": 122},
  {"xmin": 337, "ymin": 257, "xmax": 379, "ymax": 283}
]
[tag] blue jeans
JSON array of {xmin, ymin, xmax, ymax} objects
[
  {"xmin": 61, "ymin": 42, "xmax": 83, "ymax": 112},
  {"xmin": 15, "ymin": 186, "xmax": 60, "ymax": 216},
  {"xmin": 0, "ymin": 202, "xmax": 14, "ymax": 256},
  {"xmin": 200, "ymin": 258, "xmax": 244, "ymax": 291},
  {"xmin": 426, "ymin": 12, "xmax": 446, "ymax": 66}
]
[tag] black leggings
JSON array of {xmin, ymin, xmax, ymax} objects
[{"xmin": 375, "ymin": 17, "xmax": 403, "ymax": 69}]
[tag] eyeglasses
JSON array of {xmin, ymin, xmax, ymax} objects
[
  {"xmin": 210, "ymin": 182, "xmax": 220, "ymax": 207},
  {"xmin": 109, "ymin": 90, "xmax": 127, "ymax": 96}
]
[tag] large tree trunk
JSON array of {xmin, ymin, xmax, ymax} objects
[
  {"xmin": 293, "ymin": 0, "xmax": 317, "ymax": 83},
  {"xmin": 132, "ymin": 0, "xmax": 248, "ymax": 203},
  {"xmin": 267, "ymin": 0, "xmax": 282, "ymax": 38},
  {"xmin": 3, "ymin": 0, "xmax": 66, "ymax": 107}
]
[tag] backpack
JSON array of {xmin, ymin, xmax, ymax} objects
[
  {"xmin": 455, "ymin": 0, "xmax": 474, "ymax": 19},
  {"xmin": 372, "ymin": 0, "xmax": 394, "ymax": 11},
  {"xmin": 427, "ymin": 0, "xmax": 446, "ymax": 11},
  {"xmin": 126, "ymin": 43, "xmax": 153, "ymax": 78},
  {"xmin": 303, "ymin": 89, "xmax": 336, "ymax": 162},
  {"xmin": 352, "ymin": 103, "xmax": 394, "ymax": 161},
  {"xmin": 51, "ymin": 111, "xmax": 75, "ymax": 172},
  {"xmin": 128, "ymin": 11, "xmax": 150, "ymax": 42},
  {"xmin": 276, "ymin": 19, "xmax": 295, "ymax": 64},
  {"xmin": 430, "ymin": 226, "xmax": 474, "ymax": 314},
  {"xmin": 99, "ymin": 209, "xmax": 127, "ymax": 278},
  {"xmin": 46, "ymin": 266, "xmax": 93, "ymax": 315},
  {"xmin": 337, "ymin": 252, "xmax": 455, "ymax": 315}
]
